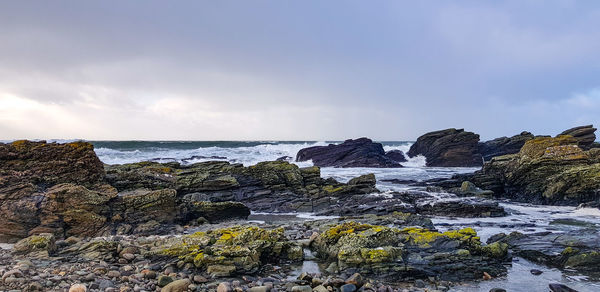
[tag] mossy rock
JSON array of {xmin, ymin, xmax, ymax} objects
[
  {"xmin": 157, "ymin": 225, "xmax": 302, "ymax": 276},
  {"xmin": 13, "ymin": 233, "xmax": 56, "ymax": 257}
]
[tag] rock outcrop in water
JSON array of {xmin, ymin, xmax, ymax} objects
[
  {"xmin": 478, "ymin": 131, "xmax": 535, "ymax": 161},
  {"xmin": 462, "ymin": 135, "xmax": 600, "ymax": 205},
  {"xmin": 0, "ymin": 140, "xmax": 379, "ymax": 242},
  {"xmin": 296, "ymin": 138, "xmax": 402, "ymax": 168},
  {"xmin": 407, "ymin": 129, "xmax": 483, "ymax": 167},
  {"xmin": 488, "ymin": 229, "xmax": 600, "ymax": 275}
]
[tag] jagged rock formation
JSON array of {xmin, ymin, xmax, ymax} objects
[
  {"xmin": 296, "ymin": 138, "xmax": 402, "ymax": 168},
  {"xmin": 478, "ymin": 131, "xmax": 535, "ymax": 161},
  {"xmin": 311, "ymin": 221, "xmax": 509, "ymax": 281},
  {"xmin": 0, "ymin": 141, "xmax": 378, "ymax": 242},
  {"xmin": 488, "ymin": 229, "xmax": 600, "ymax": 274},
  {"xmin": 465, "ymin": 136, "xmax": 600, "ymax": 205},
  {"xmin": 559, "ymin": 125, "xmax": 597, "ymax": 149},
  {"xmin": 407, "ymin": 129, "xmax": 483, "ymax": 167},
  {"xmin": 385, "ymin": 150, "xmax": 407, "ymax": 162}
]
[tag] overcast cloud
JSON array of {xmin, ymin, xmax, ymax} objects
[{"xmin": 1, "ymin": 1, "xmax": 599, "ymax": 140}]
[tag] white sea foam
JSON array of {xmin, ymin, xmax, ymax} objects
[{"xmin": 95, "ymin": 142, "xmax": 328, "ymax": 166}]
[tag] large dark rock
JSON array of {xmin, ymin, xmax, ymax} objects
[
  {"xmin": 559, "ymin": 125, "xmax": 597, "ymax": 149},
  {"xmin": 489, "ymin": 229, "xmax": 600, "ymax": 275},
  {"xmin": 385, "ymin": 150, "xmax": 407, "ymax": 162},
  {"xmin": 467, "ymin": 136, "xmax": 600, "ymax": 205},
  {"xmin": 478, "ymin": 131, "xmax": 534, "ymax": 161},
  {"xmin": 295, "ymin": 138, "xmax": 402, "ymax": 168},
  {"xmin": 407, "ymin": 129, "xmax": 483, "ymax": 167}
]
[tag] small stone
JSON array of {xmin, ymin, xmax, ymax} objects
[
  {"xmin": 161, "ymin": 279, "xmax": 191, "ymax": 292},
  {"xmin": 290, "ymin": 286, "xmax": 311, "ymax": 292},
  {"xmin": 248, "ymin": 286, "xmax": 269, "ymax": 292},
  {"xmin": 69, "ymin": 284, "xmax": 87, "ymax": 292},
  {"xmin": 193, "ymin": 275, "xmax": 207, "ymax": 283},
  {"xmin": 482, "ymin": 272, "xmax": 492, "ymax": 280},
  {"xmin": 530, "ymin": 269, "xmax": 543, "ymax": 275},
  {"xmin": 157, "ymin": 275, "xmax": 173, "ymax": 287},
  {"xmin": 97, "ymin": 279, "xmax": 115, "ymax": 290},
  {"xmin": 2, "ymin": 269, "xmax": 23, "ymax": 281},
  {"xmin": 217, "ymin": 282, "xmax": 232, "ymax": 292},
  {"xmin": 414, "ymin": 280, "xmax": 426, "ymax": 288},
  {"xmin": 489, "ymin": 289, "xmax": 506, "ymax": 292},
  {"xmin": 313, "ymin": 285, "xmax": 328, "ymax": 292},
  {"xmin": 107, "ymin": 270, "xmax": 121, "ymax": 278},
  {"xmin": 122, "ymin": 253, "xmax": 135, "ymax": 261},
  {"xmin": 142, "ymin": 270, "xmax": 157, "ymax": 279},
  {"xmin": 340, "ymin": 284, "xmax": 357, "ymax": 292},
  {"xmin": 27, "ymin": 282, "xmax": 44, "ymax": 291},
  {"xmin": 345, "ymin": 273, "xmax": 363, "ymax": 287}
]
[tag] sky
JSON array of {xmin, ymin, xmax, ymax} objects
[{"xmin": 1, "ymin": 1, "xmax": 599, "ymax": 141}]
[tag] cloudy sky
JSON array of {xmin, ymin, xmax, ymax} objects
[{"xmin": 1, "ymin": 1, "xmax": 599, "ymax": 140}]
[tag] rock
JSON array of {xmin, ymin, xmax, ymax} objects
[
  {"xmin": 345, "ymin": 273, "xmax": 363, "ymax": 287},
  {"xmin": 489, "ymin": 289, "xmax": 506, "ymax": 292},
  {"xmin": 193, "ymin": 275, "xmax": 207, "ymax": 283},
  {"xmin": 181, "ymin": 201, "xmax": 251, "ymax": 223},
  {"xmin": 296, "ymin": 138, "xmax": 402, "ymax": 168},
  {"xmin": 482, "ymin": 272, "xmax": 492, "ymax": 280},
  {"xmin": 559, "ymin": 125, "xmax": 597, "ymax": 149},
  {"xmin": 478, "ymin": 131, "xmax": 534, "ymax": 161},
  {"xmin": 157, "ymin": 226, "xmax": 302, "ymax": 276},
  {"xmin": 248, "ymin": 286, "xmax": 269, "ymax": 292},
  {"xmin": 549, "ymin": 283, "xmax": 578, "ymax": 292},
  {"xmin": 452, "ymin": 181, "xmax": 494, "ymax": 198},
  {"xmin": 161, "ymin": 279, "xmax": 191, "ymax": 292},
  {"xmin": 530, "ymin": 269, "xmax": 543, "ymax": 275},
  {"xmin": 121, "ymin": 253, "xmax": 135, "ymax": 261},
  {"xmin": 157, "ymin": 275, "xmax": 173, "ymax": 287},
  {"xmin": 313, "ymin": 285, "xmax": 328, "ymax": 292},
  {"xmin": 13, "ymin": 233, "xmax": 56, "ymax": 257},
  {"xmin": 385, "ymin": 150, "xmax": 407, "ymax": 162},
  {"xmin": 217, "ymin": 282, "xmax": 232, "ymax": 292},
  {"xmin": 407, "ymin": 128, "xmax": 482, "ymax": 167},
  {"xmin": 290, "ymin": 286, "xmax": 311, "ymax": 292},
  {"xmin": 311, "ymin": 221, "xmax": 509, "ymax": 281},
  {"xmin": 414, "ymin": 279, "xmax": 425, "ymax": 288},
  {"xmin": 69, "ymin": 284, "xmax": 87, "ymax": 292},
  {"xmin": 468, "ymin": 136, "xmax": 600, "ymax": 205},
  {"xmin": 97, "ymin": 279, "xmax": 115, "ymax": 290},
  {"xmin": 340, "ymin": 284, "xmax": 357, "ymax": 292}
]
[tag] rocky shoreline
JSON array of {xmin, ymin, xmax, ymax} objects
[{"xmin": 1, "ymin": 126, "xmax": 599, "ymax": 292}]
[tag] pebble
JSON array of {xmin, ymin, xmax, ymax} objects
[
  {"xmin": 193, "ymin": 275, "xmax": 208, "ymax": 283},
  {"xmin": 340, "ymin": 284, "xmax": 357, "ymax": 292},
  {"xmin": 548, "ymin": 283, "xmax": 578, "ymax": 292},
  {"xmin": 489, "ymin": 288, "xmax": 506, "ymax": 292},
  {"xmin": 69, "ymin": 284, "xmax": 87, "ymax": 292},
  {"xmin": 157, "ymin": 275, "xmax": 173, "ymax": 287},
  {"xmin": 414, "ymin": 279, "xmax": 426, "ymax": 288},
  {"xmin": 291, "ymin": 285, "xmax": 312, "ymax": 292},
  {"xmin": 161, "ymin": 279, "xmax": 191, "ymax": 292},
  {"xmin": 530, "ymin": 269, "xmax": 543, "ymax": 275},
  {"xmin": 217, "ymin": 282, "xmax": 233, "ymax": 292},
  {"xmin": 248, "ymin": 286, "xmax": 269, "ymax": 292}
]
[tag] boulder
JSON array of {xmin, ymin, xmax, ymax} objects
[
  {"xmin": 296, "ymin": 138, "xmax": 402, "ymax": 168},
  {"xmin": 407, "ymin": 129, "xmax": 483, "ymax": 167},
  {"xmin": 489, "ymin": 229, "xmax": 600, "ymax": 275},
  {"xmin": 478, "ymin": 131, "xmax": 534, "ymax": 161},
  {"xmin": 13, "ymin": 233, "xmax": 56, "ymax": 257},
  {"xmin": 385, "ymin": 150, "xmax": 407, "ymax": 162},
  {"xmin": 311, "ymin": 221, "xmax": 509, "ymax": 281},
  {"xmin": 467, "ymin": 136, "xmax": 600, "ymax": 205},
  {"xmin": 559, "ymin": 125, "xmax": 597, "ymax": 149},
  {"xmin": 155, "ymin": 226, "xmax": 303, "ymax": 276}
]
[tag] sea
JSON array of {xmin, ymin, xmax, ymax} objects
[{"xmin": 4, "ymin": 140, "xmax": 600, "ymax": 291}]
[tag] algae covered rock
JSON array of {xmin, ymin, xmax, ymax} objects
[
  {"xmin": 156, "ymin": 225, "xmax": 302, "ymax": 277},
  {"xmin": 312, "ymin": 221, "xmax": 508, "ymax": 281},
  {"xmin": 468, "ymin": 136, "xmax": 600, "ymax": 205},
  {"xmin": 489, "ymin": 229, "xmax": 600, "ymax": 274},
  {"xmin": 13, "ymin": 233, "xmax": 56, "ymax": 257}
]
